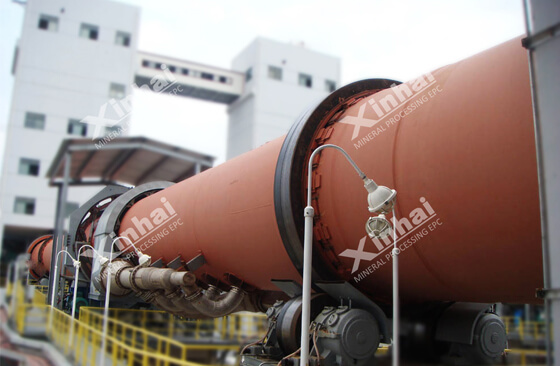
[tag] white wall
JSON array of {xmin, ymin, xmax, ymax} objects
[
  {"xmin": 227, "ymin": 37, "xmax": 340, "ymax": 159},
  {"xmin": 0, "ymin": 0, "xmax": 139, "ymax": 230}
]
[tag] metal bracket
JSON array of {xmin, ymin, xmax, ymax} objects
[
  {"xmin": 536, "ymin": 288, "xmax": 560, "ymax": 300},
  {"xmin": 271, "ymin": 280, "xmax": 302, "ymax": 298},
  {"xmin": 185, "ymin": 253, "xmax": 206, "ymax": 272},
  {"xmin": 167, "ymin": 255, "xmax": 183, "ymax": 270},
  {"xmin": 522, "ymin": 21, "xmax": 560, "ymax": 49},
  {"xmin": 151, "ymin": 258, "xmax": 164, "ymax": 268}
]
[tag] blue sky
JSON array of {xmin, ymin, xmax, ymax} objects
[{"xmin": 0, "ymin": 0, "xmax": 526, "ymax": 165}]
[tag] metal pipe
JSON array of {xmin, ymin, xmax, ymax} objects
[
  {"xmin": 301, "ymin": 204, "xmax": 314, "ymax": 366},
  {"xmin": 71, "ymin": 262, "xmax": 80, "ymax": 320},
  {"xmin": 522, "ymin": 1, "xmax": 559, "ymax": 364},
  {"xmin": 151, "ymin": 290, "xmax": 181, "ymax": 313},
  {"xmin": 68, "ymin": 260, "xmax": 80, "ymax": 348},
  {"xmin": 391, "ymin": 207, "xmax": 399, "ymax": 366},
  {"xmin": 166, "ymin": 288, "xmax": 208, "ymax": 318},
  {"xmin": 48, "ymin": 152, "xmax": 71, "ymax": 305},
  {"xmin": 205, "ymin": 285, "xmax": 221, "ymax": 301},
  {"xmin": 523, "ymin": 1, "xmax": 553, "ymax": 362},
  {"xmin": 186, "ymin": 287, "xmax": 245, "ymax": 318},
  {"xmin": 49, "ymin": 250, "xmax": 77, "ymax": 317},
  {"xmin": 7, "ymin": 262, "xmax": 14, "ymax": 310},
  {"xmin": 90, "ymin": 256, "xmax": 262, "ymax": 319},
  {"xmin": 230, "ymin": 292, "xmax": 266, "ymax": 314},
  {"xmin": 157, "ymin": 290, "xmax": 210, "ymax": 318},
  {"xmin": 306, "ymin": 144, "xmax": 367, "ymax": 208},
  {"xmin": 116, "ymin": 267, "xmax": 195, "ymax": 291},
  {"xmin": 99, "ymin": 236, "xmax": 123, "ymax": 366},
  {"xmin": 98, "ymin": 261, "xmax": 249, "ymax": 319},
  {"xmin": 77, "ymin": 244, "xmax": 107, "ymax": 262},
  {"xmin": 10, "ymin": 261, "xmax": 19, "ymax": 317},
  {"xmin": 302, "ymin": 144, "xmax": 375, "ymax": 365}
]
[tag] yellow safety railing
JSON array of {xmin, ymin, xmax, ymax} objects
[
  {"xmin": 33, "ymin": 287, "xmax": 47, "ymax": 304},
  {"xmin": 84, "ymin": 307, "xmax": 268, "ymax": 342},
  {"xmin": 10, "ymin": 282, "xmax": 47, "ymax": 333},
  {"xmin": 49, "ymin": 304, "xmax": 215, "ymax": 366},
  {"xmin": 34, "ymin": 285, "xmax": 49, "ymax": 295},
  {"xmin": 14, "ymin": 283, "xmax": 27, "ymax": 333},
  {"xmin": 8, "ymin": 280, "xmax": 550, "ymax": 366},
  {"xmin": 5, "ymin": 278, "xmax": 12, "ymax": 295},
  {"xmin": 9, "ymin": 287, "xmax": 257, "ymax": 366},
  {"xmin": 506, "ymin": 348, "xmax": 547, "ymax": 365},
  {"xmin": 503, "ymin": 316, "xmax": 551, "ymax": 341},
  {"xmin": 5, "ymin": 278, "xmax": 268, "ymax": 365},
  {"xmin": 79, "ymin": 307, "xmax": 249, "ymax": 365}
]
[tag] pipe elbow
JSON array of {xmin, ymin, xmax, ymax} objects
[{"xmin": 188, "ymin": 286, "xmax": 245, "ymax": 318}]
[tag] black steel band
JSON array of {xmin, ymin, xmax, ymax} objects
[{"xmin": 273, "ymin": 79, "xmax": 399, "ymax": 282}]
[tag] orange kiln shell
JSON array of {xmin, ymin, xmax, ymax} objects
[{"xmin": 118, "ymin": 37, "xmax": 542, "ymax": 304}]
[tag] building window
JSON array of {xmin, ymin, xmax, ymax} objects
[
  {"xmin": 325, "ymin": 80, "xmax": 337, "ymax": 92},
  {"xmin": 218, "ymin": 76, "xmax": 228, "ymax": 83},
  {"xmin": 299, "ymin": 73, "xmax": 313, "ymax": 88},
  {"xmin": 38, "ymin": 15, "xmax": 58, "ymax": 32},
  {"xmin": 201, "ymin": 72, "xmax": 214, "ymax": 81},
  {"xmin": 245, "ymin": 67, "xmax": 253, "ymax": 82},
  {"xmin": 68, "ymin": 119, "xmax": 88, "ymax": 136},
  {"xmin": 80, "ymin": 23, "xmax": 99, "ymax": 40},
  {"xmin": 181, "ymin": 68, "xmax": 189, "ymax": 76},
  {"xmin": 18, "ymin": 158, "xmax": 40, "ymax": 176},
  {"xmin": 24, "ymin": 112, "xmax": 45, "ymax": 130},
  {"xmin": 141, "ymin": 60, "xmax": 151, "ymax": 67},
  {"xmin": 109, "ymin": 83, "xmax": 126, "ymax": 99},
  {"xmin": 115, "ymin": 31, "xmax": 131, "ymax": 47},
  {"xmin": 168, "ymin": 65, "xmax": 176, "ymax": 73},
  {"xmin": 268, "ymin": 66, "xmax": 282, "ymax": 81},
  {"xmin": 14, "ymin": 197, "xmax": 35, "ymax": 215}
]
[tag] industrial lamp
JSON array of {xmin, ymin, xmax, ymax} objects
[
  {"xmin": 365, "ymin": 214, "xmax": 393, "ymax": 239},
  {"xmin": 364, "ymin": 177, "xmax": 397, "ymax": 240},
  {"xmin": 137, "ymin": 252, "xmax": 152, "ymax": 267},
  {"xmin": 364, "ymin": 178, "xmax": 397, "ymax": 213},
  {"xmin": 301, "ymin": 144, "xmax": 397, "ymax": 366}
]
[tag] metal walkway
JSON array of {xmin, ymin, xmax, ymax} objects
[
  {"xmin": 135, "ymin": 51, "xmax": 244, "ymax": 104},
  {"xmin": 2, "ymin": 282, "xmax": 266, "ymax": 366}
]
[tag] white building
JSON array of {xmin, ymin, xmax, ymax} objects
[
  {"xmin": 0, "ymin": 0, "xmax": 139, "ymax": 257},
  {"xmin": 227, "ymin": 38, "xmax": 341, "ymax": 159}
]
